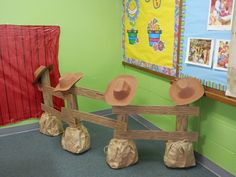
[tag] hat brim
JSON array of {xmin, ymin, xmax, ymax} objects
[
  {"xmin": 169, "ymin": 78, "xmax": 204, "ymax": 105},
  {"xmin": 104, "ymin": 75, "xmax": 137, "ymax": 106},
  {"xmin": 32, "ymin": 64, "xmax": 53, "ymax": 84},
  {"xmin": 54, "ymin": 73, "xmax": 84, "ymax": 92}
]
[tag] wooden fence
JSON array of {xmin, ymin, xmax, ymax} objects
[{"xmin": 37, "ymin": 67, "xmax": 199, "ymax": 142}]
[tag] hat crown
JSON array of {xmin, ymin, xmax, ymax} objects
[
  {"xmin": 113, "ymin": 79, "xmax": 131, "ymax": 100},
  {"xmin": 176, "ymin": 80, "xmax": 195, "ymax": 99},
  {"xmin": 176, "ymin": 79, "xmax": 188, "ymax": 89},
  {"xmin": 178, "ymin": 87, "xmax": 195, "ymax": 99},
  {"xmin": 104, "ymin": 75, "xmax": 137, "ymax": 106},
  {"xmin": 58, "ymin": 74, "xmax": 74, "ymax": 88}
]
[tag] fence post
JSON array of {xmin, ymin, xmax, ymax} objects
[
  {"xmin": 164, "ymin": 104, "xmax": 196, "ymax": 168},
  {"xmin": 61, "ymin": 85, "xmax": 90, "ymax": 154},
  {"xmin": 40, "ymin": 70, "xmax": 53, "ymax": 107},
  {"xmin": 176, "ymin": 105, "xmax": 188, "ymax": 131},
  {"xmin": 114, "ymin": 113, "xmax": 128, "ymax": 138},
  {"xmin": 106, "ymin": 111, "xmax": 138, "ymax": 169},
  {"xmin": 37, "ymin": 69, "xmax": 63, "ymax": 136},
  {"xmin": 64, "ymin": 86, "xmax": 79, "ymax": 127}
]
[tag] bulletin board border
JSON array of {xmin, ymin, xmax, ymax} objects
[{"xmin": 122, "ymin": 0, "xmax": 183, "ymax": 78}]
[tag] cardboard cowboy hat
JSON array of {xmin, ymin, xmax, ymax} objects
[
  {"xmin": 32, "ymin": 64, "xmax": 53, "ymax": 84},
  {"xmin": 54, "ymin": 72, "xmax": 84, "ymax": 92},
  {"xmin": 169, "ymin": 78, "xmax": 204, "ymax": 105},
  {"xmin": 105, "ymin": 75, "xmax": 137, "ymax": 106}
]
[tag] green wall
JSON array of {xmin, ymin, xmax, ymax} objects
[{"xmin": 0, "ymin": 0, "xmax": 236, "ymax": 176}]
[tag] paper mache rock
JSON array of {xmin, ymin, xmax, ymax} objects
[
  {"xmin": 106, "ymin": 138, "xmax": 138, "ymax": 169},
  {"xmin": 39, "ymin": 112, "xmax": 64, "ymax": 136},
  {"xmin": 164, "ymin": 140, "xmax": 196, "ymax": 168},
  {"xmin": 61, "ymin": 124, "xmax": 90, "ymax": 154}
]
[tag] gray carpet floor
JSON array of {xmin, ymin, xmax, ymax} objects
[{"xmin": 0, "ymin": 115, "xmax": 217, "ymax": 177}]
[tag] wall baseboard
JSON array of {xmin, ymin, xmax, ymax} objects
[
  {"xmin": 0, "ymin": 123, "xmax": 39, "ymax": 137},
  {"xmin": 194, "ymin": 152, "xmax": 235, "ymax": 177},
  {"xmin": 0, "ymin": 109, "xmax": 234, "ymax": 177}
]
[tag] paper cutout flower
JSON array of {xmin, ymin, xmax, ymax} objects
[{"xmin": 126, "ymin": 0, "xmax": 139, "ymax": 24}]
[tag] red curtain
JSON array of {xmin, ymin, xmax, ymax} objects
[{"xmin": 0, "ymin": 25, "xmax": 64, "ymax": 126}]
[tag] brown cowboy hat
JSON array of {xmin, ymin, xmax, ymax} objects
[
  {"xmin": 169, "ymin": 78, "xmax": 204, "ymax": 105},
  {"xmin": 104, "ymin": 75, "xmax": 137, "ymax": 106},
  {"xmin": 32, "ymin": 64, "xmax": 53, "ymax": 84},
  {"xmin": 54, "ymin": 72, "xmax": 84, "ymax": 92}
]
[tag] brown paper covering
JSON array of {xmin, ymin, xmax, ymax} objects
[
  {"xmin": 39, "ymin": 112, "xmax": 64, "ymax": 136},
  {"xmin": 164, "ymin": 140, "xmax": 196, "ymax": 168},
  {"xmin": 61, "ymin": 124, "xmax": 90, "ymax": 154},
  {"xmin": 106, "ymin": 138, "xmax": 138, "ymax": 169}
]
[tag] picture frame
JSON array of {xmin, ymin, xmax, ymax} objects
[
  {"xmin": 213, "ymin": 39, "xmax": 230, "ymax": 71},
  {"xmin": 185, "ymin": 38, "xmax": 214, "ymax": 68},
  {"xmin": 207, "ymin": 0, "xmax": 235, "ymax": 31}
]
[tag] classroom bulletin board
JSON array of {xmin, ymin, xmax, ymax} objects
[
  {"xmin": 179, "ymin": 0, "xmax": 233, "ymax": 91},
  {"xmin": 122, "ymin": 0, "xmax": 181, "ymax": 77}
]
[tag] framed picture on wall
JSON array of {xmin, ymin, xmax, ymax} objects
[
  {"xmin": 207, "ymin": 0, "xmax": 235, "ymax": 30},
  {"xmin": 185, "ymin": 38, "xmax": 214, "ymax": 68},
  {"xmin": 213, "ymin": 39, "xmax": 230, "ymax": 71}
]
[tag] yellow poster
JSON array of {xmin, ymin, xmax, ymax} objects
[{"xmin": 123, "ymin": 0, "xmax": 178, "ymax": 74}]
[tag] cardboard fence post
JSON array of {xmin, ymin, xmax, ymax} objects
[
  {"xmin": 163, "ymin": 107, "xmax": 196, "ymax": 168},
  {"xmin": 164, "ymin": 78, "xmax": 204, "ymax": 168},
  {"xmin": 104, "ymin": 75, "xmax": 139, "ymax": 169},
  {"xmin": 64, "ymin": 88, "xmax": 79, "ymax": 127},
  {"xmin": 114, "ymin": 114, "xmax": 128, "ymax": 137},
  {"xmin": 106, "ymin": 113, "xmax": 139, "ymax": 169},
  {"xmin": 33, "ymin": 65, "xmax": 63, "ymax": 136},
  {"xmin": 54, "ymin": 73, "xmax": 91, "ymax": 154},
  {"xmin": 41, "ymin": 70, "xmax": 53, "ymax": 107},
  {"xmin": 176, "ymin": 106, "xmax": 189, "ymax": 132}
]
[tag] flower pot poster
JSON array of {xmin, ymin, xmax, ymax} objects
[{"xmin": 122, "ymin": 0, "xmax": 181, "ymax": 77}]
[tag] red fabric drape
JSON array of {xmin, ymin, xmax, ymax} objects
[{"xmin": 0, "ymin": 25, "xmax": 64, "ymax": 126}]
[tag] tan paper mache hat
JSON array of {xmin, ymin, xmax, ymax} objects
[
  {"xmin": 169, "ymin": 78, "xmax": 204, "ymax": 105},
  {"xmin": 104, "ymin": 75, "xmax": 137, "ymax": 106},
  {"xmin": 32, "ymin": 64, "xmax": 53, "ymax": 84},
  {"xmin": 54, "ymin": 73, "xmax": 84, "ymax": 92}
]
